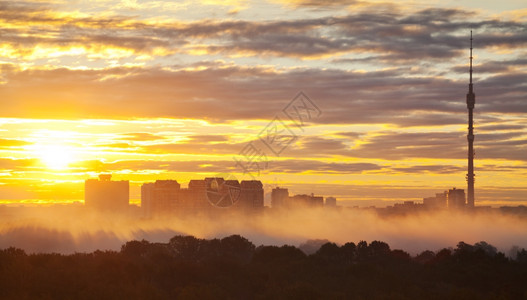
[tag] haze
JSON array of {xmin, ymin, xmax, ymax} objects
[{"xmin": 1, "ymin": 207, "xmax": 526, "ymax": 256}]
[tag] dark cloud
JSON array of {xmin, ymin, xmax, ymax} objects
[
  {"xmin": 267, "ymin": 160, "xmax": 381, "ymax": 174},
  {"xmin": 477, "ymin": 144, "xmax": 527, "ymax": 161},
  {"xmin": 479, "ymin": 124, "xmax": 525, "ymax": 132},
  {"xmin": 0, "ymin": 61, "xmax": 524, "ymax": 162},
  {"xmin": 299, "ymin": 136, "xmax": 348, "ymax": 151},
  {"xmin": 391, "ymin": 165, "xmax": 465, "ymax": 174},
  {"xmin": 187, "ymin": 135, "xmax": 230, "ymax": 143},
  {"xmin": 345, "ymin": 130, "xmax": 527, "ymax": 161},
  {"xmin": 335, "ymin": 132, "xmax": 362, "ymax": 139},
  {"xmin": 0, "ymin": 2, "xmax": 525, "ymax": 166},
  {"xmin": 0, "ymin": 2, "xmax": 526, "ymax": 61},
  {"xmin": 0, "ymin": 4, "xmax": 525, "ymax": 119},
  {"xmin": 349, "ymin": 132, "xmax": 465, "ymax": 160},
  {"xmin": 81, "ymin": 127, "xmax": 527, "ymax": 162},
  {"xmin": 476, "ymin": 73, "xmax": 527, "ymax": 114},
  {"xmin": 4, "ymin": 63, "xmax": 521, "ymax": 126},
  {"xmin": 339, "ymin": 130, "xmax": 527, "ymax": 161},
  {"xmin": 479, "ymin": 164, "xmax": 527, "ymax": 172},
  {"xmin": 141, "ymin": 140, "xmax": 242, "ymax": 155},
  {"xmin": 281, "ymin": 0, "xmax": 358, "ymax": 8},
  {"xmin": 450, "ymin": 58, "xmax": 527, "ymax": 74},
  {"xmin": 390, "ymin": 114, "xmax": 467, "ymax": 127},
  {"xmin": 0, "ymin": 1, "xmax": 50, "ymax": 16},
  {"xmin": 476, "ymin": 132, "xmax": 519, "ymax": 143},
  {"xmin": 69, "ymin": 159, "xmax": 381, "ymax": 175},
  {"xmin": 91, "ymin": 160, "xmax": 234, "ymax": 173},
  {"xmin": 205, "ymin": 9, "xmax": 525, "ymax": 60}
]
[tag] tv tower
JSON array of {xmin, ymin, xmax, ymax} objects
[{"xmin": 466, "ymin": 31, "xmax": 475, "ymax": 207}]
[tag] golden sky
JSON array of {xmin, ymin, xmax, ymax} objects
[{"xmin": 0, "ymin": 0, "xmax": 526, "ymax": 207}]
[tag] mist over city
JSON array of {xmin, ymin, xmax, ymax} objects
[{"xmin": 2, "ymin": 203, "xmax": 527, "ymax": 256}]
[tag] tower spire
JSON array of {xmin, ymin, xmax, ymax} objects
[
  {"xmin": 466, "ymin": 31, "xmax": 475, "ymax": 208},
  {"xmin": 469, "ymin": 30, "xmax": 473, "ymax": 89}
]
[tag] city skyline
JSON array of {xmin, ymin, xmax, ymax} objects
[
  {"xmin": 1, "ymin": 0, "xmax": 526, "ymax": 207},
  {"xmin": 82, "ymin": 172, "xmax": 480, "ymax": 215}
]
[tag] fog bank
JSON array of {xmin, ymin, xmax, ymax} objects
[{"xmin": 1, "ymin": 207, "xmax": 526, "ymax": 255}]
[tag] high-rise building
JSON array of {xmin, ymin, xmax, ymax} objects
[
  {"xmin": 423, "ymin": 191, "xmax": 447, "ymax": 209},
  {"xmin": 189, "ymin": 177, "xmax": 265, "ymax": 213},
  {"xmin": 288, "ymin": 194, "xmax": 324, "ymax": 208},
  {"xmin": 85, "ymin": 174, "xmax": 129, "ymax": 212},
  {"xmin": 293, "ymin": 194, "xmax": 323, "ymax": 207},
  {"xmin": 141, "ymin": 183, "xmax": 155, "ymax": 217},
  {"xmin": 271, "ymin": 187, "xmax": 324, "ymax": 209},
  {"xmin": 204, "ymin": 177, "xmax": 237, "ymax": 208},
  {"xmin": 141, "ymin": 180, "xmax": 180, "ymax": 218},
  {"xmin": 271, "ymin": 187, "xmax": 289, "ymax": 208},
  {"xmin": 239, "ymin": 180, "xmax": 264, "ymax": 212},
  {"xmin": 325, "ymin": 197, "xmax": 337, "ymax": 207},
  {"xmin": 448, "ymin": 188, "xmax": 466, "ymax": 209},
  {"xmin": 188, "ymin": 179, "xmax": 212, "ymax": 213},
  {"xmin": 140, "ymin": 177, "xmax": 265, "ymax": 217},
  {"xmin": 202, "ymin": 178, "xmax": 263, "ymax": 212}
]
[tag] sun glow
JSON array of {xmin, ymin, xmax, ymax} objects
[
  {"xmin": 37, "ymin": 144, "xmax": 76, "ymax": 170},
  {"xmin": 26, "ymin": 130, "xmax": 81, "ymax": 170}
]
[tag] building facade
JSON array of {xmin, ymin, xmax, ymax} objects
[
  {"xmin": 325, "ymin": 197, "xmax": 337, "ymax": 207},
  {"xmin": 289, "ymin": 194, "xmax": 324, "ymax": 207},
  {"xmin": 238, "ymin": 180, "xmax": 264, "ymax": 212},
  {"xmin": 85, "ymin": 174, "xmax": 129, "ymax": 212},
  {"xmin": 423, "ymin": 191, "xmax": 448, "ymax": 209},
  {"xmin": 271, "ymin": 187, "xmax": 289, "ymax": 208},
  {"xmin": 140, "ymin": 177, "xmax": 264, "ymax": 217},
  {"xmin": 448, "ymin": 188, "xmax": 466, "ymax": 209},
  {"xmin": 141, "ymin": 180, "xmax": 181, "ymax": 218},
  {"xmin": 271, "ymin": 187, "xmax": 323, "ymax": 209}
]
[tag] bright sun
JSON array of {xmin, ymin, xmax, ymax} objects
[{"xmin": 38, "ymin": 145, "xmax": 76, "ymax": 170}]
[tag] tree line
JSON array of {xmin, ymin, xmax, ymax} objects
[{"xmin": 1, "ymin": 235, "xmax": 526, "ymax": 299}]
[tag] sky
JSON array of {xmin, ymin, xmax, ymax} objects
[{"xmin": 0, "ymin": 0, "xmax": 526, "ymax": 207}]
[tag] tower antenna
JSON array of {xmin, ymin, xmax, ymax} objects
[
  {"xmin": 466, "ymin": 30, "xmax": 476, "ymax": 208},
  {"xmin": 470, "ymin": 30, "xmax": 473, "ymax": 87}
]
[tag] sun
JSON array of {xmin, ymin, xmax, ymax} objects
[{"xmin": 38, "ymin": 144, "xmax": 76, "ymax": 170}]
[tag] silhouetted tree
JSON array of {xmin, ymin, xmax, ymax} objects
[
  {"xmin": 168, "ymin": 235, "xmax": 202, "ymax": 261},
  {"xmin": 453, "ymin": 241, "xmax": 502, "ymax": 263},
  {"xmin": 455, "ymin": 241, "xmax": 474, "ymax": 255},
  {"xmin": 434, "ymin": 248, "xmax": 452, "ymax": 263},
  {"xmin": 356, "ymin": 240, "xmax": 369, "ymax": 261},
  {"xmin": 369, "ymin": 240, "xmax": 391, "ymax": 258},
  {"xmin": 197, "ymin": 238, "xmax": 221, "ymax": 262},
  {"xmin": 390, "ymin": 249, "xmax": 410, "ymax": 262},
  {"xmin": 121, "ymin": 239, "xmax": 151, "ymax": 257},
  {"xmin": 474, "ymin": 241, "xmax": 497, "ymax": 257},
  {"xmin": 1, "ymin": 237, "xmax": 526, "ymax": 299},
  {"xmin": 219, "ymin": 235, "xmax": 255, "ymax": 264},
  {"xmin": 414, "ymin": 250, "xmax": 435, "ymax": 264},
  {"xmin": 253, "ymin": 245, "xmax": 306, "ymax": 264},
  {"xmin": 0, "ymin": 247, "xmax": 30, "ymax": 298},
  {"xmin": 517, "ymin": 248, "xmax": 527, "ymax": 263},
  {"xmin": 314, "ymin": 242, "xmax": 343, "ymax": 264},
  {"xmin": 341, "ymin": 242, "xmax": 357, "ymax": 264}
]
